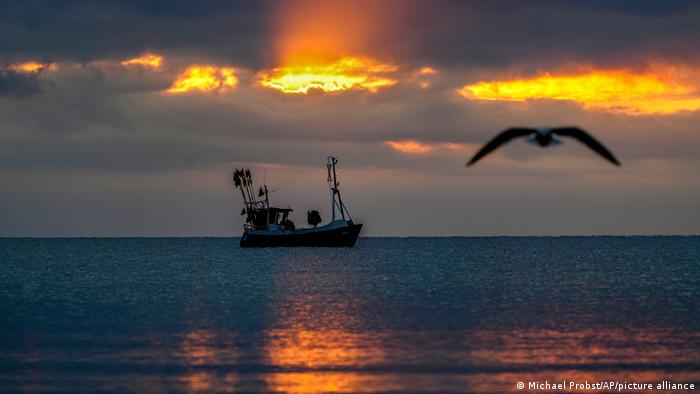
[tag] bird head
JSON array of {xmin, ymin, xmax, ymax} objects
[
  {"xmin": 535, "ymin": 126, "xmax": 552, "ymax": 136},
  {"xmin": 533, "ymin": 126, "xmax": 557, "ymax": 146}
]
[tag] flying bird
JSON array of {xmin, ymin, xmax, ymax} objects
[{"xmin": 466, "ymin": 127, "xmax": 620, "ymax": 166}]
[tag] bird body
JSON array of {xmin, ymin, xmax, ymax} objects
[
  {"xmin": 467, "ymin": 126, "xmax": 620, "ymax": 166},
  {"xmin": 533, "ymin": 126, "xmax": 555, "ymax": 146},
  {"xmin": 527, "ymin": 136, "xmax": 561, "ymax": 146}
]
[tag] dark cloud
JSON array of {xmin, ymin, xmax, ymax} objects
[
  {"xmin": 0, "ymin": 0, "xmax": 271, "ymax": 67},
  {"xmin": 399, "ymin": 0, "xmax": 700, "ymax": 69},
  {"xmin": 0, "ymin": 70, "xmax": 42, "ymax": 97},
  {"xmin": 2, "ymin": 1, "xmax": 700, "ymax": 70},
  {"xmin": 580, "ymin": 0, "xmax": 693, "ymax": 17}
]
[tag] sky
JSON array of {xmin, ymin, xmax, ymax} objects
[{"xmin": 1, "ymin": 0, "xmax": 700, "ymax": 236}]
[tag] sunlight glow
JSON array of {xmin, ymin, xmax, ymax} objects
[
  {"xmin": 258, "ymin": 57, "xmax": 398, "ymax": 94},
  {"xmin": 167, "ymin": 65, "xmax": 237, "ymax": 93},
  {"xmin": 459, "ymin": 69, "xmax": 700, "ymax": 115},
  {"xmin": 9, "ymin": 62, "xmax": 58, "ymax": 73},
  {"xmin": 121, "ymin": 53, "xmax": 163, "ymax": 69},
  {"xmin": 385, "ymin": 140, "xmax": 433, "ymax": 154}
]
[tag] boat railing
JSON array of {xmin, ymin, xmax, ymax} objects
[{"xmin": 243, "ymin": 223, "xmax": 299, "ymax": 232}]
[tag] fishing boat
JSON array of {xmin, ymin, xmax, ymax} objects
[{"xmin": 233, "ymin": 156, "xmax": 362, "ymax": 247}]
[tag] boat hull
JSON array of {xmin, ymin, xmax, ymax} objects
[{"xmin": 240, "ymin": 223, "xmax": 362, "ymax": 247}]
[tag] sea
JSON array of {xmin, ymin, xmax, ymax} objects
[{"xmin": 1, "ymin": 237, "xmax": 698, "ymax": 393}]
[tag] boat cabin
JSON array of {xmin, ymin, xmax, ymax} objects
[{"xmin": 246, "ymin": 207, "xmax": 294, "ymax": 231}]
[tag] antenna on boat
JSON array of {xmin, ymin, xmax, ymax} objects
[
  {"xmin": 327, "ymin": 156, "xmax": 353, "ymax": 223},
  {"xmin": 262, "ymin": 168, "xmax": 270, "ymax": 209}
]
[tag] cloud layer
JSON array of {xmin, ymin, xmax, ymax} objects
[{"xmin": 1, "ymin": 0, "xmax": 700, "ymax": 236}]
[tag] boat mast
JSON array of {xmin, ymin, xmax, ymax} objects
[
  {"xmin": 327, "ymin": 156, "xmax": 352, "ymax": 222},
  {"xmin": 264, "ymin": 184, "xmax": 270, "ymax": 230}
]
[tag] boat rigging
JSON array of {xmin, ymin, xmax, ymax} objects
[{"xmin": 232, "ymin": 156, "xmax": 362, "ymax": 247}]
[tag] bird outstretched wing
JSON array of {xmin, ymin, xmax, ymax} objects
[
  {"xmin": 467, "ymin": 128, "xmax": 534, "ymax": 166},
  {"xmin": 552, "ymin": 127, "xmax": 620, "ymax": 166}
]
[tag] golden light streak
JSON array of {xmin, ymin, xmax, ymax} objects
[
  {"xmin": 8, "ymin": 62, "xmax": 58, "ymax": 73},
  {"xmin": 459, "ymin": 69, "xmax": 700, "ymax": 115},
  {"xmin": 121, "ymin": 53, "xmax": 162, "ymax": 69},
  {"xmin": 258, "ymin": 57, "xmax": 397, "ymax": 94},
  {"xmin": 419, "ymin": 66, "xmax": 437, "ymax": 75},
  {"xmin": 167, "ymin": 65, "xmax": 237, "ymax": 93},
  {"xmin": 265, "ymin": 0, "xmax": 403, "ymax": 95}
]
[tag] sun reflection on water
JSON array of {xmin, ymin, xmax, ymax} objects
[{"xmin": 162, "ymin": 250, "xmax": 699, "ymax": 393}]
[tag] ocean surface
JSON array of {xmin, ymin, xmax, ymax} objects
[{"xmin": 1, "ymin": 237, "xmax": 698, "ymax": 393}]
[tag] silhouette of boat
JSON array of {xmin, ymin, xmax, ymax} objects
[{"xmin": 233, "ymin": 156, "xmax": 362, "ymax": 247}]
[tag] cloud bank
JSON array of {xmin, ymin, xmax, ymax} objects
[{"xmin": 1, "ymin": 0, "xmax": 700, "ymax": 236}]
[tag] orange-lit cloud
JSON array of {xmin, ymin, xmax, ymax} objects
[
  {"xmin": 258, "ymin": 56, "xmax": 398, "ymax": 94},
  {"xmin": 386, "ymin": 140, "xmax": 433, "ymax": 154},
  {"xmin": 459, "ymin": 67, "xmax": 700, "ymax": 115},
  {"xmin": 441, "ymin": 142, "xmax": 465, "ymax": 151},
  {"xmin": 167, "ymin": 65, "xmax": 237, "ymax": 93},
  {"xmin": 8, "ymin": 62, "xmax": 58, "ymax": 73},
  {"xmin": 412, "ymin": 66, "xmax": 438, "ymax": 89},
  {"xmin": 121, "ymin": 53, "xmax": 162, "ymax": 69},
  {"xmin": 385, "ymin": 140, "xmax": 467, "ymax": 154}
]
